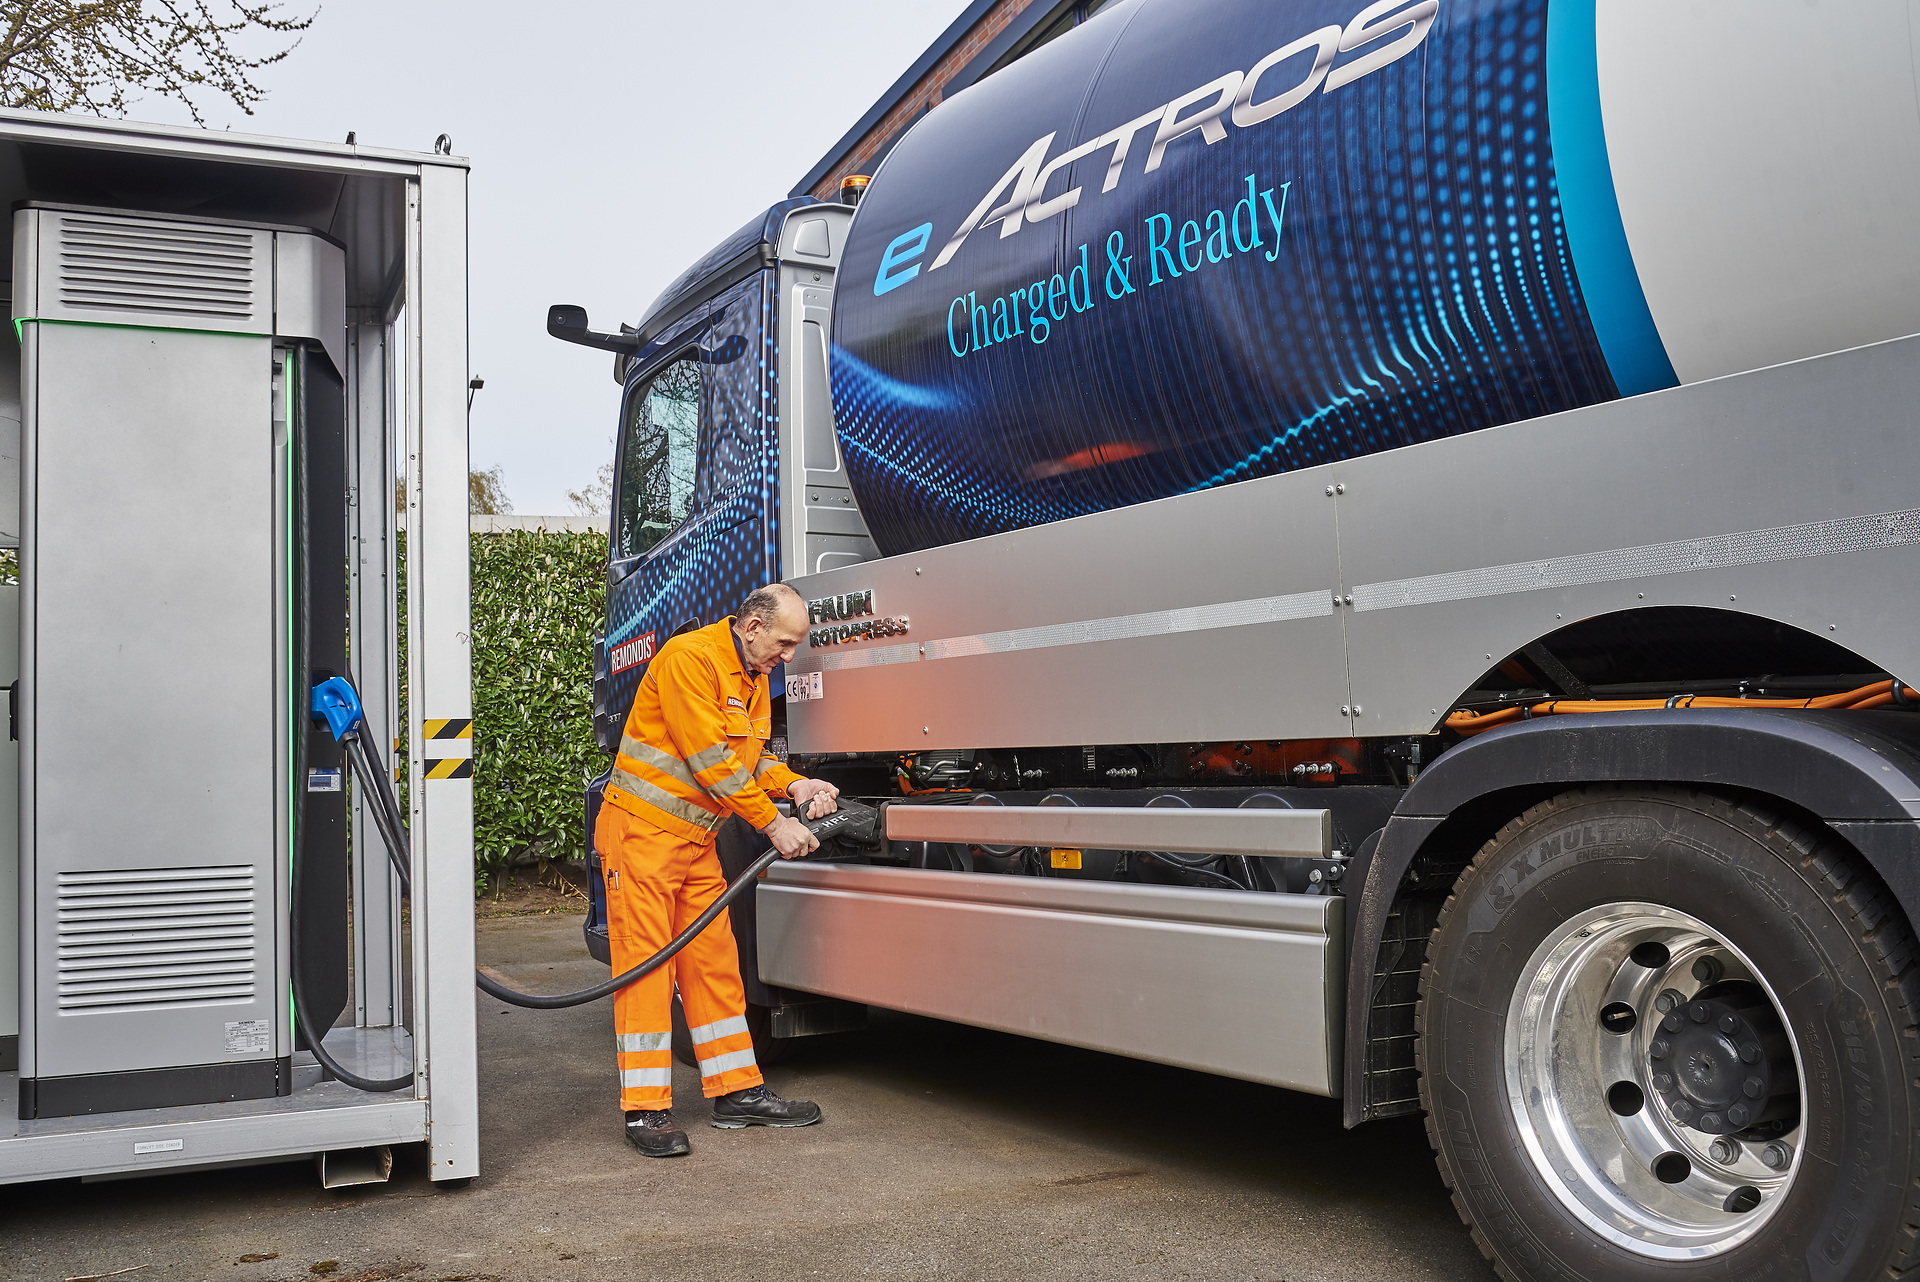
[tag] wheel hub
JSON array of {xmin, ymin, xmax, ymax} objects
[{"xmin": 1647, "ymin": 986, "xmax": 1789, "ymax": 1134}]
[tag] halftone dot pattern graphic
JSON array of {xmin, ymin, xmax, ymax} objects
[
  {"xmin": 601, "ymin": 271, "xmax": 779, "ymax": 732},
  {"xmin": 829, "ymin": 0, "xmax": 1616, "ymax": 557}
]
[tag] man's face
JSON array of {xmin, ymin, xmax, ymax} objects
[{"xmin": 738, "ymin": 600, "xmax": 809, "ymax": 675}]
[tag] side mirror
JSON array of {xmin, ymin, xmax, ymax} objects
[{"xmin": 547, "ymin": 304, "xmax": 640, "ymax": 355}]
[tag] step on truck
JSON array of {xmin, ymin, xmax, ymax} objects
[{"xmin": 549, "ymin": 1, "xmax": 1920, "ymax": 1275}]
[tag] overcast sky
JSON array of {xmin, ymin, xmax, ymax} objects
[{"xmin": 129, "ymin": 0, "xmax": 969, "ymax": 514}]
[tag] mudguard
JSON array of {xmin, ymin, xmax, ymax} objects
[{"xmin": 1343, "ymin": 707, "xmax": 1920, "ymax": 1125}]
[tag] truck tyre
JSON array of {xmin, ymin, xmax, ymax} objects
[{"xmin": 1417, "ymin": 787, "xmax": 1920, "ymax": 1280}]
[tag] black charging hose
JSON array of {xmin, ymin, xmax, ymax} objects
[
  {"xmin": 289, "ymin": 878, "xmax": 413, "ymax": 1093},
  {"xmin": 473, "ymin": 845, "xmax": 784, "ymax": 1009},
  {"xmin": 288, "ymin": 381, "xmax": 419, "ymax": 1094},
  {"xmin": 337, "ymin": 727, "xmax": 861, "ymax": 1012},
  {"xmin": 300, "ymin": 670, "xmax": 870, "ymax": 1090},
  {"xmin": 302, "ymin": 737, "xmax": 780, "ymax": 1089}
]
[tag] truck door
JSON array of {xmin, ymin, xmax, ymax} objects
[{"xmin": 597, "ymin": 279, "xmax": 774, "ymax": 746}]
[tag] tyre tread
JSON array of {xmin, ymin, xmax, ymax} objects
[{"xmin": 1412, "ymin": 786, "xmax": 1920, "ymax": 1281}]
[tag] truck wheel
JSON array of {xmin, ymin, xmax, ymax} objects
[{"xmin": 1417, "ymin": 787, "xmax": 1920, "ymax": 1280}]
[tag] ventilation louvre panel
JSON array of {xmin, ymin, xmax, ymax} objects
[
  {"xmin": 56, "ymin": 865, "xmax": 257, "ymax": 1012},
  {"xmin": 48, "ymin": 213, "xmax": 266, "ymax": 327}
]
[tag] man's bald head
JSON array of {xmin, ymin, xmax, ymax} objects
[
  {"xmin": 739, "ymin": 583, "xmax": 805, "ymax": 626},
  {"xmin": 735, "ymin": 583, "xmax": 809, "ymax": 675}
]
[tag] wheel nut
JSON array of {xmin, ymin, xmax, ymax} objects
[
  {"xmin": 1692, "ymin": 956, "xmax": 1722, "ymax": 985},
  {"xmin": 1727, "ymin": 1104, "xmax": 1749, "ymax": 1127},
  {"xmin": 1662, "ymin": 1012, "xmax": 1686, "ymax": 1034},
  {"xmin": 1699, "ymin": 1112, "xmax": 1723, "ymax": 1130},
  {"xmin": 1651, "ymin": 1072, "xmax": 1674, "ymax": 1092},
  {"xmin": 1709, "ymin": 1138, "xmax": 1740, "ymax": 1164},
  {"xmin": 1718, "ymin": 1014, "xmax": 1740, "ymax": 1035},
  {"xmin": 1740, "ymin": 1042, "xmax": 1762, "ymax": 1064},
  {"xmin": 1649, "ymin": 1038, "xmax": 1670, "ymax": 1060},
  {"xmin": 1761, "ymin": 1143, "xmax": 1791, "ymax": 1170},
  {"xmin": 1655, "ymin": 991, "xmax": 1676, "ymax": 1013},
  {"xmin": 1672, "ymin": 1101, "xmax": 1696, "ymax": 1123},
  {"xmin": 1743, "ymin": 1076, "xmax": 1765, "ymax": 1099},
  {"xmin": 1688, "ymin": 1002, "xmax": 1712, "ymax": 1023}
]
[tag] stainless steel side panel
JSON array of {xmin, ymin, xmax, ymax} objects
[
  {"xmin": 1335, "ymin": 334, "xmax": 1920, "ymax": 735},
  {"xmin": 757, "ymin": 863, "xmax": 1344, "ymax": 1096},
  {"xmin": 887, "ymin": 803, "xmax": 1331, "ymax": 857},
  {"xmin": 789, "ymin": 333, "xmax": 1920, "ymax": 751},
  {"xmin": 788, "ymin": 460, "xmax": 1348, "ymax": 750}
]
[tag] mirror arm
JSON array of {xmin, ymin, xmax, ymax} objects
[{"xmin": 547, "ymin": 304, "xmax": 642, "ymax": 355}]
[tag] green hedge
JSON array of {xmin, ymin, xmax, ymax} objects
[{"xmin": 467, "ymin": 530, "xmax": 608, "ymax": 885}]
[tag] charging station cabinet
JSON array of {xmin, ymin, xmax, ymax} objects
[
  {"xmin": 0, "ymin": 111, "xmax": 479, "ymax": 1186},
  {"xmin": 12, "ymin": 206, "xmax": 347, "ymax": 1117}
]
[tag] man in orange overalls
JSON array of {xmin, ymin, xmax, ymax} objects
[{"xmin": 595, "ymin": 583, "xmax": 839, "ymax": 1157}]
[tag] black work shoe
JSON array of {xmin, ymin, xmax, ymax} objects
[
  {"xmin": 624, "ymin": 1109, "xmax": 691, "ymax": 1157},
  {"xmin": 710, "ymin": 1084, "xmax": 823, "ymax": 1129}
]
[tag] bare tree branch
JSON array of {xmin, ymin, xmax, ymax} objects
[{"xmin": 0, "ymin": 0, "xmax": 315, "ymax": 125}]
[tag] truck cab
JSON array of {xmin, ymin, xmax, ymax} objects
[
  {"xmin": 553, "ymin": 199, "xmax": 880, "ymax": 1047},
  {"xmin": 560, "ymin": 199, "xmax": 871, "ymax": 756}
]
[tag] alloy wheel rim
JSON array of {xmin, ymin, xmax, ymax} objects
[{"xmin": 1502, "ymin": 901, "xmax": 1804, "ymax": 1258}]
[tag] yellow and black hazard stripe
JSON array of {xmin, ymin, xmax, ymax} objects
[{"xmin": 422, "ymin": 716, "xmax": 472, "ymax": 778}]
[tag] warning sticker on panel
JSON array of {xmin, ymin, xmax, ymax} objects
[
  {"xmin": 224, "ymin": 1019, "xmax": 270, "ymax": 1055},
  {"xmin": 785, "ymin": 671, "xmax": 824, "ymax": 703}
]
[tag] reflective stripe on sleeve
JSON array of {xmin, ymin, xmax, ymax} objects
[
  {"xmin": 754, "ymin": 756, "xmax": 781, "ymax": 778},
  {"xmin": 686, "ymin": 1014, "xmax": 750, "ymax": 1044},
  {"xmin": 619, "ymin": 735, "xmax": 700, "ymax": 789},
  {"xmin": 620, "ymin": 1066, "xmax": 673, "ymax": 1088},
  {"xmin": 706, "ymin": 763, "xmax": 755, "ymax": 798},
  {"xmin": 696, "ymin": 1048, "xmax": 758, "ymax": 1077},
  {"xmin": 609, "ymin": 768, "xmax": 723, "ymax": 831},
  {"xmin": 686, "ymin": 742, "xmax": 735, "ymax": 774},
  {"xmin": 616, "ymin": 1031, "xmax": 671, "ymax": 1053}
]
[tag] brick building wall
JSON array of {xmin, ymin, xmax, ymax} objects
[{"xmin": 806, "ymin": 0, "xmax": 1049, "ymax": 201}]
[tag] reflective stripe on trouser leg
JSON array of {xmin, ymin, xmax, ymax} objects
[
  {"xmin": 689, "ymin": 1012, "xmax": 758, "ymax": 1088},
  {"xmin": 670, "ymin": 839, "xmax": 765, "ymax": 1100},
  {"xmin": 616, "ymin": 1031, "xmax": 672, "ymax": 1104},
  {"xmin": 599, "ymin": 803, "xmax": 704, "ymax": 1112}
]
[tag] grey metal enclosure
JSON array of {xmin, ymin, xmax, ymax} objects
[
  {"xmin": 0, "ymin": 109, "xmax": 479, "ymax": 1186},
  {"xmin": 15, "ymin": 206, "xmax": 343, "ymax": 1115}
]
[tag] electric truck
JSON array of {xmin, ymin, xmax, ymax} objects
[{"xmin": 549, "ymin": 1, "xmax": 1920, "ymax": 1276}]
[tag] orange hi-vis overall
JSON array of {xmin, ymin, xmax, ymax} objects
[{"xmin": 595, "ymin": 617, "xmax": 805, "ymax": 1112}]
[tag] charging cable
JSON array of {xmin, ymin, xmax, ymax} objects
[{"xmin": 303, "ymin": 678, "xmax": 874, "ymax": 1088}]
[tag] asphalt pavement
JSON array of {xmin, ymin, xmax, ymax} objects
[{"xmin": 1, "ymin": 912, "xmax": 1497, "ymax": 1282}]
